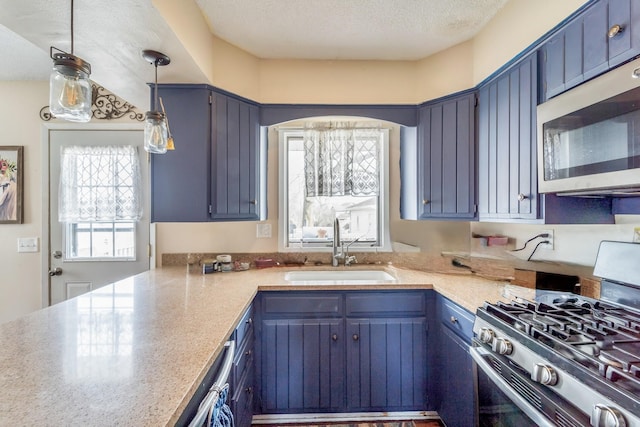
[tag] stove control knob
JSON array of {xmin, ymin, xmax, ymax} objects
[
  {"xmin": 591, "ymin": 404, "xmax": 627, "ymax": 427},
  {"xmin": 531, "ymin": 363, "xmax": 558, "ymax": 386},
  {"xmin": 492, "ymin": 337, "xmax": 513, "ymax": 355},
  {"xmin": 478, "ymin": 327, "xmax": 495, "ymax": 344}
]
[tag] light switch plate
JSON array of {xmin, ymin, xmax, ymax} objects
[
  {"xmin": 256, "ymin": 223, "xmax": 272, "ymax": 238},
  {"xmin": 17, "ymin": 237, "xmax": 39, "ymax": 253}
]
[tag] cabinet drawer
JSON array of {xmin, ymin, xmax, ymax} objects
[
  {"xmin": 439, "ymin": 296, "xmax": 474, "ymax": 343},
  {"xmin": 232, "ymin": 365, "xmax": 254, "ymax": 427},
  {"xmin": 262, "ymin": 293, "xmax": 343, "ymax": 317},
  {"xmin": 233, "ymin": 332, "xmax": 254, "ymax": 383},
  {"xmin": 346, "ymin": 291, "xmax": 425, "ymax": 317},
  {"xmin": 235, "ymin": 305, "xmax": 254, "ymax": 346}
]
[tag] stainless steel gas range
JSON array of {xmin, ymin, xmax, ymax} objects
[{"xmin": 471, "ymin": 241, "xmax": 640, "ymax": 427}]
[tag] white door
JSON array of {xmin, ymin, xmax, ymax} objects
[{"xmin": 48, "ymin": 128, "xmax": 150, "ymax": 305}]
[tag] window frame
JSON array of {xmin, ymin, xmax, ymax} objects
[{"xmin": 278, "ymin": 127, "xmax": 391, "ymax": 253}]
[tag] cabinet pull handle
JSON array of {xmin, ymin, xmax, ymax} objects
[
  {"xmin": 249, "ymin": 200, "xmax": 257, "ymax": 205},
  {"xmin": 332, "ymin": 333, "xmax": 338, "ymax": 341},
  {"xmin": 517, "ymin": 193, "xmax": 528, "ymax": 201},
  {"xmin": 422, "ymin": 199, "xmax": 430, "ymax": 205},
  {"xmin": 608, "ymin": 24, "xmax": 624, "ymax": 38},
  {"xmin": 450, "ymin": 316, "xmax": 458, "ymax": 324},
  {"xmin": 352, "ymin": 334, "xmax": 359, "ymax": 341}
]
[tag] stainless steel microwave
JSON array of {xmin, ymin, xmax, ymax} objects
[{"xmin": 537, "ymin": 58, "xmax": 640, "ymax": 196}]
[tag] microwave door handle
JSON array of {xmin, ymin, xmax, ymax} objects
[{"xmin": 470, "ymin": 346, "xmax": 556, "ymax": 427}]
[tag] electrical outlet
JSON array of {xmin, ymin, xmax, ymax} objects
[
  {"xmin": 256, "ymin": 223, "xmax": 272, "ymax": 238},
  {"xmin": 540, "ymin": 229, "xmax": 554, "ymax": 250}
]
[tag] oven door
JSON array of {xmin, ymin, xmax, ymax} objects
[{"xmin": 471, "ymin": 345, "xmax": 590, "ymax": 427}]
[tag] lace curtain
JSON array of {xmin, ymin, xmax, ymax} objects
[
  {"xmin": 59, "ymin": 145, "xmax": 143, "ymax": 222},
  {"xmin": 304, "ymin": 124, "xmax": 380, "ymax": 197}
]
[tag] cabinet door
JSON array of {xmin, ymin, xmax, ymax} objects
[
  {"xmin": 437, "ymin": 327, "xmax": 475, "ymax": 427},
  {"xmin": 607, "ymin": 0, "xmax": 640, "ymax": 68},
  {"xmin": 417, "ymin": 92, "xmax": 476, "ymax": 220},
  {"xmin": 435, "ymin": 295, "xmax": 475, "ymax": 427},
  {"xmin": 541, "ymin": 33, "xmax": 566, "ymax": 100},
  {"xmin": 346, "ymin": 318, "xmax": 426, "ymax": 411},
  {"xmin": 211, "ymin": 92, "xmax": 262, "ymax": 221},
  {"xmin": 261, "ymin": 318, "xmax": 345, "ymax": 413},
  {"xmin": 151, "ymin": 87, "xmax": 211, "ymax": 222},
  {"xmin": 582, "ymin": 0, "xmax": 609, "ymax": 81},
  {"xmin": 478, "ymin": 53, "xmax": 539, "ymax": 221}
]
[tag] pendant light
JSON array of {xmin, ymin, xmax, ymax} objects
[
  {"xmin": 142, "ymin": 50, "xmax": 171, "ymax": 154},
  {"xmin": 49, "ymin": 0, "xmax": 92, "ymax": 123}
]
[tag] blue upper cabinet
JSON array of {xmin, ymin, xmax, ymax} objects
[
  {"xmin": 211, "ymin": 92, "xmax": 264, "ymax": 221},
  {"xmin": 151, "ymin": 85, "xmax": 266, "ymax": 222},
  {"xmin": 401, "ymin": 91, "xmax": 476, "ymax": 220},
  {"xmin": 151, "ymin": 86, "xmax": 211, "ymax": 222},
  {"xmin": 478, "ymin": 53, "xmax": 540, "ymax": 221},
  {"xmin": 541, "ymin": 0, "xmax": 640, "ymax": 102}
]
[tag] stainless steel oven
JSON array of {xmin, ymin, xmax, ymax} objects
[
  {"xmin": 472, "ymin": 345, "xmax": 586, "ymax": 426},
  {"xmin": 471, "ymin": 241, "xmax": 640, "ymax": 427}
]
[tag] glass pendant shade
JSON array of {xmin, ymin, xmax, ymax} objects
[
  {"xmin": 49, "ymin": 53, "xmax": 92, "ymax": 123},
  {"xmin": 144, "ymin": 111, "xmax": 168, "ymax": 154}
]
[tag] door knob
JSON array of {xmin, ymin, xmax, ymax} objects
[{"xmin": 48, "ymin": 267, "xmax": 62, "ymax": 276}]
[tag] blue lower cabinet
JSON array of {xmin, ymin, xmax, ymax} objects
[
  {"xmin": 257, "ymin": 291, "xmax": 431, "ymax": 414},
  {"xmin": 261, "ymin": 318, "xmax": 345, "ymax": 412},
  {"xmin": 435, "ymin": 295, "xmax": 476, "ymax": 427},
  {"xmin": 231, "ymin": 305, "xmax": 255, "ymax": 427},
  {"xmin": 346, "ymin": 317, "xmax": 427, "ymax": 410}
]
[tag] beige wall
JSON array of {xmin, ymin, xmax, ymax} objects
[
  {"xmin": 0, "ymin": 82, "xmax": 48, "ymax": 323},
  {"xmin": 472, "ymin": 0, "xmax": 589, "ymax": 84}
]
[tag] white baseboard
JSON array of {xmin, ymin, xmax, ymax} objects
[{"xmin": 251, "ymin": 411, "xmax": 441, "ymax": 424}]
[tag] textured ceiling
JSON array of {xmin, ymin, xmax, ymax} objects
[{"xmin": 195, "ymin": 0, "xmax": 510, "ymax": 60}]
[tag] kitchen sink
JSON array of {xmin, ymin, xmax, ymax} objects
[{"xmin": 284, "ymin": 270, "xmax": 397, "ymax": 284}]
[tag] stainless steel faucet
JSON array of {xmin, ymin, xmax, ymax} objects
[{"xmin": 332, "ymin": 218, "xmax": 342, "ymax": 267}]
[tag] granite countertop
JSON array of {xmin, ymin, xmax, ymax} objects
[{"xmin": 0, "ymin": 265, "xmax": 517, "ymax": 426}]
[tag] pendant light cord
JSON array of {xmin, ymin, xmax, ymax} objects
[
  {"xmin": 153, "ymin": 62, "xmax": 159, "ymax": 111},
  {"xmin": 70, "ymin": 0, "xmax": 75, "ymax": 54}
]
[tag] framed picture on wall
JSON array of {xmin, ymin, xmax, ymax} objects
[{"xmin": 0, "ymin": 146, "xmax": 24, "ymax": 224}]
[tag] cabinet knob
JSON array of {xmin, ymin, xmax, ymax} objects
[
  {"xmin": 352, "ymin": 334, "xmax": 359, "ymax": 341},
  {"xmin": 246, "ymin": 317, "xmax": 253, "ymax": 325},
  {"xmin": 249, "ymin": 199, "xmax": 257, "ymax": 205},
  {"xmin": 332, "ymin": 333, "xmax": 338, "ymax": 341},
  {"xmin": 422, "ymin": 199, "xmax": 430, "ymax": 205},
  {"xmin": 245, "ymin": 349, "xmax": 252, "ymax": 357},
  {"xmin": 245, "ymin": 386, "xmax": 253, "ymax": 394},
  {"xmin": 450, "ymin": 316, "xmax": 458, "ymax": 324},
  {"xmin": 608, "ymin": 24, "xmax": 624, "ymax": 38},
  {"xmin": 517, "ymin": 193, "xmax": 528, "ymax": 201}
]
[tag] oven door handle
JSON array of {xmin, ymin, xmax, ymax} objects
[{"xmin": 470, "ymin": 346, "xmax": 556, "ymax": 427}]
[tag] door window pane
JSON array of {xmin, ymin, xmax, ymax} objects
[{"xmin": 66, "ymin": 222, "xmax": 136, "ymax": 260}]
